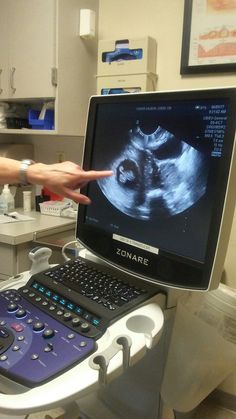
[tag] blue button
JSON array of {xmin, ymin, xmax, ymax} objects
[{"xmin": 75, "ymin": 306, "xmax": 83, "ymax": 315}]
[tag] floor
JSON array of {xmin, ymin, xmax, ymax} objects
[
  {"xmin": 2, "ymin": 393, "xmax": 233, "ymax": 419},
  {"xmin": 166, "ymin": 400, "xmax": 236, "ymax": 419},
  {"xmin": 194, "ymin": 401, "xmax": 236, "ymax": 419}
]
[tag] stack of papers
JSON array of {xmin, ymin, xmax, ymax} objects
[{"xmin": 0, "ymin": 212, "xmax": 35, "ymax": 224}]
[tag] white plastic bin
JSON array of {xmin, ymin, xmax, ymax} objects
[{"xmin": 161, "ymin": 283, "xmax": 236, "ymax": 413}]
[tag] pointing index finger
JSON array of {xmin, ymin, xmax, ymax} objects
[{"xmin": 79, "ymin": 170, "xmax": 113, "ymax": 181}]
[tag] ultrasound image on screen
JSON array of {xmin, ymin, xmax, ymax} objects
[
  {"xmin": 79, "ymin": 90, "xmax": 235, "ymax": 289},
  {"xmin": 97, "ymin": 120, "xmax": 209, "ymax": 220},
  {"xmin": 84, "ymin": 98, "xmax": 228, "ymax": 262}
]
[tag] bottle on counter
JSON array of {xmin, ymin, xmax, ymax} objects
[
  {"xmin": 23, "ymin": 190, "xmax": 32, "ymax": 212},
  {"xmin": 0, "ymin": 184, "xmax": 15, "ymax": 214},
  {"xmin": 0, "ymin": 191, "xmax": 7, "ymax": 214}
]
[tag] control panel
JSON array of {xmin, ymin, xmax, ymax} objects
[
  {"xmin": 0, "ymin": 289, "xmax": 96, "ymax": 387},
  {"xmin": 20, "ymin": 281, "xmax": 103, "ymax": 339}
]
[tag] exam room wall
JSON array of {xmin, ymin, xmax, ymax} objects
[
  {"xmin": 98, "ymin": 0, "xmax": 236, "ymax": 91},
  {"xmin": 98, "ymin": 0, "xmax": 236, "ymax": 289},
  {"xmin": 0, "ymin": 134, "xmax": 84, "ymax": 166}
]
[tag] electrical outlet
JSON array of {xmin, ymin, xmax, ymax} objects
[{"xmin": 56, "ymin": 151, "xmax": 66, "ymax": 163}]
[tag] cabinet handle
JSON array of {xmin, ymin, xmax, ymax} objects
[
  {"xmin": 0, "ymin": 69, "xmax": 2, "ymax": 94},
  {"xmin": 51, "ymin": 67, "xmax": 58, "ymax": 87},
  {"xmin": 10, "ymin": 67, "xmax": 16, "ymax": 93}
]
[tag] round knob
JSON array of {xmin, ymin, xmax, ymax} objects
[
  {"xmin": 43, "ymin": 328, "xmax": 55, "ymax": 339},
  {"xmin": 71, "ymin": 317, "xmax": 81, "ymax": 327},
  {"xmin": 15, "ymin": 309, "xmax": 27, "ymax": 318},
  {"xmin": 63, "ymin": 312, "xmax": 72, "ymax": 321},
  {"xmin": 33, "ymin": 322, "xmax": 45, "ymax": 332},
  {"xmin": 80, "ymin": 322, "xmax": 90, "ymax": 333},
  {"xmin": 7, "ymin": 303, "xmax": 18, "ymax": 312}
]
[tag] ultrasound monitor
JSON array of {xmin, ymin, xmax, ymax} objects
[{"xmin": 77, "ymin": 88, "xmax": 236, "ymax": 291}]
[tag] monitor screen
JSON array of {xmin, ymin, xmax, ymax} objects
[{"xmin": 77, "ymin": 88, "xmax": 236, "ymax": 290}]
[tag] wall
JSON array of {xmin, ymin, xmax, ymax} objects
[
  {"xmin": 0, "ymin": 134, "xmax": 84, "ymax": 165},
  {"xmin": 98, "ymin": 0, "xmax": 236, "ymax": 91},
  {"xmin": 0, "ymin": 133, "xmax": 84, "ymax": 206},
  {"xmin": 98, "ymin": 0, "xmax": 236, "ymax": 288}
]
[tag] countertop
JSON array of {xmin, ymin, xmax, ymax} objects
[{"xmin": 0, "ymin": 210, "xmax": 76, "ymax": 245}]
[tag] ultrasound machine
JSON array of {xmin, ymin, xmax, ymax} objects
[{"xmin": 0, "ymin": 87, "xmax": 235, "ymax": 418}]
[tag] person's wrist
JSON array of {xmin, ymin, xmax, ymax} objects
[
  {"xmin": 26, "ymin": 162, "xmax": 47, "ymax": 185},
  {"xmin": 19, "ymin": 159, "xmax": 36, "ymax": 185}
]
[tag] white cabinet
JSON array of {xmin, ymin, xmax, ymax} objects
[
  {"xmin": 0, "ymin": 1, "xmax": 9, "ymax": 98},
  {"xmin": 0, "ymin": 0, "xmax": 99, "ymax": 136},
  {"xmin": 0, "ymin": 0, "xmax": 56, "ymax": 100}
]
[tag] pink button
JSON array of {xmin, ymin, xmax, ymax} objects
[{"xmin": 10, "ymin": 323, "xmax": 24, "ymax": 332}]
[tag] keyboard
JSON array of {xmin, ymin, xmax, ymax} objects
[{"xmin": 22, "ymin": 256, "xmax": 158, "ymax": 339}]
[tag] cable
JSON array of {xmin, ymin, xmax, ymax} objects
[
  {"xmin": 61, "ymin": 240, "xmax": 83, "ymax": 261},
  {"xmin": 62, "ymin": 240, "xmax": 77, "ymax": 261}
]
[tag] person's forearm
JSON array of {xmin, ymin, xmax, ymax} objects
[
  {"xmin": 0, "ymin": 157, "xmax": 21, "ymax": 184},
  {"xmin": 0, "ymin": 157, "xmax": 46, "ymax": 186},
  {"xmin": 0, "ymin": 157, "xmax": 113, "ymax": 204}
]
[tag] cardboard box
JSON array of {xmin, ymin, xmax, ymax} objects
[
  {"xmin": 97, "ymin": 73, "xmax": 158, "ymax": 95},
  {"xmin": 97, "ymin": 37, "xmax": 157, "ymax": 76}
]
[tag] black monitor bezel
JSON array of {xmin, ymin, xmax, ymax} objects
[{"xmin": 77, "ymin": 88, "xmax": 236, "ymax": 290}]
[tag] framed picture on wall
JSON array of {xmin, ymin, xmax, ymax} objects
[{"xmin": 180, "ymin": 0, "xmax": 236, "ymax": 74}]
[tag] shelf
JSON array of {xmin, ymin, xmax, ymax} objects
[{"xmin": 0, "ymin": 128, "xmax": 56, "ymax": 135}]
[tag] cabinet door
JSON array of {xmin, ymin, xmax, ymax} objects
[
  {"xmin": 0, "ymin": 0, "xmax": 10, "ymax": 99},
  {"xmin": 8, "ymin": 0, "xmax": 56, "ymax": 99}
]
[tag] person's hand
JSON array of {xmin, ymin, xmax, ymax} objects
[{"xmin": 27, "ymin": 161, "xmax": 113, "ymax": 204}]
